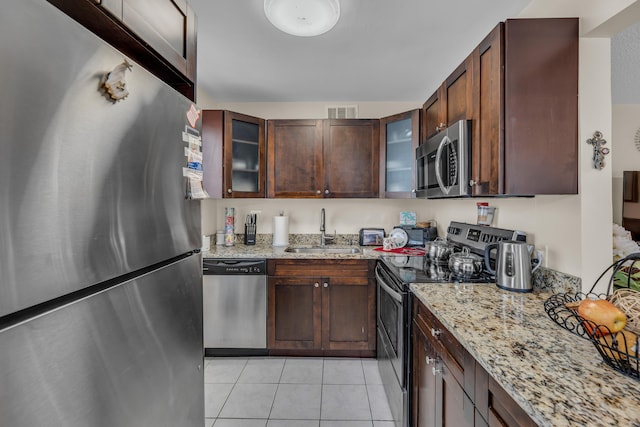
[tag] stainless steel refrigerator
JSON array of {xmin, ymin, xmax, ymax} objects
[{"xmin": 0, "ymin": 1, "xmax": 204, "ymax": 425}]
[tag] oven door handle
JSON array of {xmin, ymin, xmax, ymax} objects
[{"xmin": 375, "ymin": 266, "xmax": 403, "ymax": 303}]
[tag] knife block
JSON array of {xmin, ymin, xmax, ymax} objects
[{"xmin": 244, "ymin": 223, "xmax": 256, "ymax": 245}]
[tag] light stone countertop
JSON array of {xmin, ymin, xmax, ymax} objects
[
  {"xmin": 411, "ymin": 283, "xmax": 640, "ymax": 427},
  {"xmin": 202, "ymin": 242, "xmax": 381, "ymax": 260}
]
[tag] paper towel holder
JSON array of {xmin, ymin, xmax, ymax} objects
[{"xmin": 273, "ymin": 211, "xmax": 290, "ymax": 247}]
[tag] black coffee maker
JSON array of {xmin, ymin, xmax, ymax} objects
[{"xmin": 393, "ymin": 225, "xmax": 438, "ymax": 247}]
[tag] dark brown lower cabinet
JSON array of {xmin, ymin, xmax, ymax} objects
[
  {"xmin": 267, "ymin": 259, "xmax": 376, "ymax": 357},
  {"xmin": 412, "ymin": 295, "xmax": 536, "ymax": 427},
  {"xmin": 268, "ymin": 276, "xmax": 322, "ymax": 351},
  {"xmin": 412, "ymin": 298, "xmax": 473, "ymax": 427},
  {"xmin": 474, "ymin": 361, "xmax": 538, "ymax": 427},
  {"xmin": 412, "ymin": 318, "xmax": 437, "ymax": 426}
]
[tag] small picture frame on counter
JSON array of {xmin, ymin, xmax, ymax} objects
[{"xmin": 400, "ymin": 211, "xmax": 417, "ymax": 226}]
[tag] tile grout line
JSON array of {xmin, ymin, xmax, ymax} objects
[
  {"xmin": 265, "ymin": 357, "xmax": 287, "ymax": 423},
  {"xmin": 360, "ymin": 358, "xmax": 377, "ymax": 425},
  {"xmin": 319, "ymin": 357, "xmax": 325, "ymax": 425},
  {"xmin": 216, "ymin": 357, "xmax": 248, "ymax": 423}
]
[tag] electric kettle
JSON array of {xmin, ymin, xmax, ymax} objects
[{"xmin": 484, "ymin": 240, "xmax": 543, "ymax": 292}]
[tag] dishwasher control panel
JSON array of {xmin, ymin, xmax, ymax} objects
[{"xmin": 202, "ymin": 258, "xmax": 266, "ymax": 275}]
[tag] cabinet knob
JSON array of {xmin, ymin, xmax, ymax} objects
[
  {"xmin": 411, "ymin": 189, "xmax": 416, "ymax": 193},
  {"xmin": 315, "ymin": 283, "xmax": 319, "ymax": 288},
  {"xmin": 425, "ymin": 356, "xmax": 436, "ymax": 365},
  {"xmin": 316, "ymin": 190, "xmax": 321, "ymax": 194},
  {"xmin": 432, "ymin": 366, "xmax": 443, "ymax": 376},
  {"xmin": 227, "ymin": 188, "xmax": 232, "ymax": 194},
  {"xmin": 323, "ymin": 282, "xmax": 329, "ymax": 288},
  {"xmin": 469, "ymin": 179, "xmax": 476, "ymax": 187},
  {"xmin": 324, "ymin": 189, "xmax": 330, "ymax": 195},
  {"xmin": 431, "ymin": 328, "xmax": 441, "ymax": 338}
]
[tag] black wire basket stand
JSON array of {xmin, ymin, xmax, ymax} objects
[{"xmin": 544, "ymin": 253, "xmax": 640, "ymax": 380}]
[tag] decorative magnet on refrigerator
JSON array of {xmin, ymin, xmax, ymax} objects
[{"xmin": 100, "ymin": 59, "xmax": 133, "ymax": 101}]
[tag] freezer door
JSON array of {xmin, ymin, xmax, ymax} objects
[
  {"xmin": 0, "ymin": 254, "xmax": 203, "ymax": 427},
  {"xmin": 0, "ymin": 0, "xmax": 200, "ymax": 317}
]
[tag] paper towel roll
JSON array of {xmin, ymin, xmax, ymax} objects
[{"xmin": 273, "ymin": 215, "xmax": 289, "ymax": 247}]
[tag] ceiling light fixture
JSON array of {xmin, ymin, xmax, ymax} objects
[{"xmin": 264, "ymin": 0, "xmax": 340, "ymax": 37}]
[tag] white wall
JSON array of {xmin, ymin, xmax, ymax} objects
[
  {"xmin": 612, "ymin": 104, "xmax": 640, "ymax": 224},
  {"xmin": 198, "ymin": 1, "xmax": 640, "ymax": 292}
]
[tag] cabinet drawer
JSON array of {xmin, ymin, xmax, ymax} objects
[
  {"xmin": 268, "ymin": 259, "xmax": 373, "ymax": 278},
  {"xmin": 413, "ymin": 297, "xmax": 465, "ymax": 367}
]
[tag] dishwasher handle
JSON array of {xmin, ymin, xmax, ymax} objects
[{"xmin": 202, "ymin": 258, "xmax": 267, "ymax": 275}]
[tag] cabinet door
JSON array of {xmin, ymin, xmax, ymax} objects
[
  {"xmin": 322, "ymin": 277, "xmax": 375, "ymax": 351},
  {"xmin": 224, "ymin": 112, "xmax": 266, "ymax": 198},
  {"xmin": 423, "ymin": 90, "xmax": 444, "ymax": 141},
  {"xmin": 380, "ymin": 110, "xmax": 420, "ymax": 198},
  {"xmin": 471, "ymin": 23, "xmax": 504, "ymax": 196},
  {"xmin": 323, "ymin": 119, "xmax": 380, "ymax": 198},
  {"xmin": 412, "ymin": 321, "xmax": 437, "ymax": 427},
  {"xmin": 268, "ymin": 277, "xmax": 322, "ymax": 350},
  {"xmin": 267, "ymin": 120, "xmax": 324, "ymax": 198},
  {"xmin": 502, "ymin": 18, "xmax": 578, "ymax": 195},
  {"xmin": 438, "ymin": 356, "xmax": 474, "ymax": 427},
  {"xmin": 121, "ymin": 0, "xmax": 197, "ymax": 82},
  {"xmin": 443, "ymin": 55, "xmax": 474, "ymax": 127}
]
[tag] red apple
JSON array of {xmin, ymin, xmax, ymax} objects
[{"xmin": 577, "ymin": 299, "xmax": 627, "ymax": 336}]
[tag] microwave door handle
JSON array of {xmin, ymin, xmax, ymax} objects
[
  {"xmin": 435, "ymin": 135, "xmax": 451, "ymax": 195},
  {"xmin": 375, "ymin": 267, "xmax": 403, "ymax": 303}
]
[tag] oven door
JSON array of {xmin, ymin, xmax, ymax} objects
[{"xmin": 376, "ymin": 262, "xmax": 408, "ymax": 427}]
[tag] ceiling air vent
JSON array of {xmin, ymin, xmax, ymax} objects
[{"xmin": 327, "ymin": 105, "xmax": 358, "ymax": 119}]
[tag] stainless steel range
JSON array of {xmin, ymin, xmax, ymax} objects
[{"xmin": 375, "ymin": 222, "xmax": 526, "ymax": 427}]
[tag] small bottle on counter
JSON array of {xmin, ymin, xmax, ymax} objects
[{"xmin": 476, "ymin": 202, "xmax": 495, "ymax": 226}]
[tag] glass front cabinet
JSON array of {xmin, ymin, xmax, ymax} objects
[
  {"xmin": 202, "ymin": 110, "xmax": 266, "ymax": 198},
  {"xmin": 379, "ymin": 110, "xmax": 421, "ymax": 198}
]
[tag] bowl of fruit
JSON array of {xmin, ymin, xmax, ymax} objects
[{"xmin": 545, "ymin": 253, "xmax": 640, "ymax": 379}]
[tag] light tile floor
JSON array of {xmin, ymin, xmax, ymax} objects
[{"xmin": 204, "ymin": 357, "xmax": 395, "ymax": 427}]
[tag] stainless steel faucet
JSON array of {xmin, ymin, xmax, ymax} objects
[{"xmin": 320, "ymin": 208, "xmax": 336, "ymax": 246}]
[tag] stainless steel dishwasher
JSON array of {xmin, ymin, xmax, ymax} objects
[{"xmin": 203, "ymin": 258, "xmax": 267, "ymax": 356}]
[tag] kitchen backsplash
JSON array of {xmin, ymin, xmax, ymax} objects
[
  {"xmin": 532, "ymin": 267, "xmax": 581, "ymax": 294},
  {"xmin": 205, "ymin": 231, "xmax": 582, "ymax": 294}
]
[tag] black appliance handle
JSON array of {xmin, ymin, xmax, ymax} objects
[
  {"xmin": 375, "ymin": 265, "xmax": 403, "ymax": 303},
  {"xmin": 484, "ymin": 243, "xmax": 499, "ymax": 274}
]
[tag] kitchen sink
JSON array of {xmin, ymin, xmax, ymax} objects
[{"xmin": 284, "ymin": 246, "xmax": 361, "ymax": 254}]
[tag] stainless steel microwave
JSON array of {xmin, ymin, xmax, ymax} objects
[{"xmin": 416, "ymin": 120, "xmax": 472, "ymax": 198}]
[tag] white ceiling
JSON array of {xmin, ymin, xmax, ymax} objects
[{"xmin": 189, "ymin": 0, "xmax": 531, "ymax": 103}]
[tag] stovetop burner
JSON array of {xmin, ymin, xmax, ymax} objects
[
  {"xmin": 380, "ymin": 255, "xmax": 495, "ymax": 285},
  {"xmin": 378, "ymin": 221, "xmax": 528, "ymax": 287}
]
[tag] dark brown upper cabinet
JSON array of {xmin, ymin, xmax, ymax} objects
[
  {"xmin": 380, "ymin": 110, "xmax": 421, "ymax": 198},
  {"xmin": 48, "ymin": 0, "xmax": 197, "ymax": 100},
  {"xmin": 422, "ymin": 18, "xmax": 578, "ymax": 196},
  {"xmin": 202, "ymin": 110, "xmax": 266, "ymax": 198},
  {"xmin": 267, "ymin": 119, "xmax": 380, "ymax": 198},
  {"xmin": 422, "ymin": 55, "xmax": 474, "ymax": 142},
  {"xmin": 500, "ymin": 18, "xmax": 578, "ymax": 195}
]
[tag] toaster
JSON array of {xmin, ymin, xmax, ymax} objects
[{"xmin": 359, "ymin": 228, "xmax": 385, "ymax": 246}]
